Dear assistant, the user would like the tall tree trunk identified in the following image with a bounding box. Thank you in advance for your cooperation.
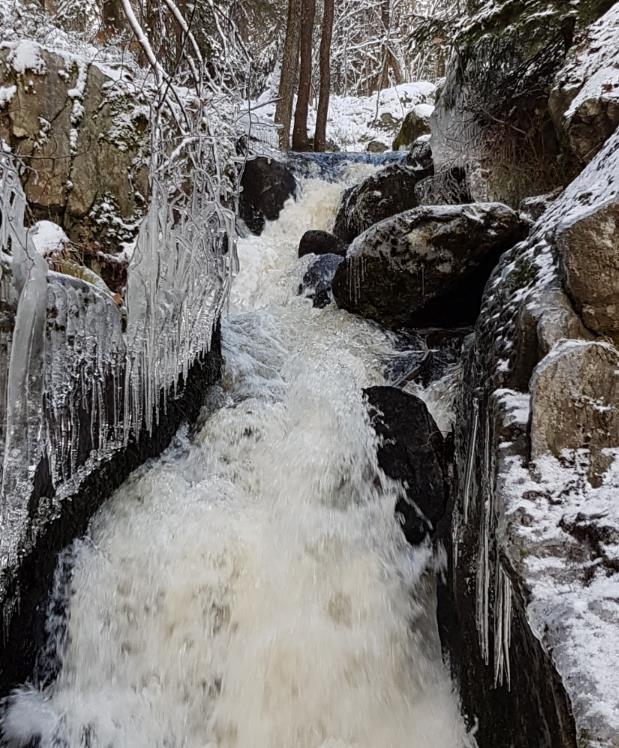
[291,0,316,151]
[375,0,402,91]
[314,0,335,152]
[275,0,303,151]
[100,0,126,39]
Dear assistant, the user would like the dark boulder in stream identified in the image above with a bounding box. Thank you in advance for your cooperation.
[298,229,347,258]
[239,156,297,235]
[365,386,448,546]
[299,253,344,309]
[333,202,529,329]
[332,163,430,243]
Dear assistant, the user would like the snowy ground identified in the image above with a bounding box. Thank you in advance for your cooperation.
[242,81,436,152]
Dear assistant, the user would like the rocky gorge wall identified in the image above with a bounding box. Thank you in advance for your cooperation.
[432,3,619,744]
[430,0,618,206]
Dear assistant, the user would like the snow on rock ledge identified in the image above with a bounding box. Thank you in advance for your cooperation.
[0,39,150,285]
[550,3,619,168]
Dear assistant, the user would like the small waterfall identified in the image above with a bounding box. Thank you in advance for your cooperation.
[2,168,473,748]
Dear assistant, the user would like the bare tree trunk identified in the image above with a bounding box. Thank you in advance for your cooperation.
[375,0,402,91]
[314,0,334,152]
[275,0,303,151]
[291,0,316,151]
[100,0,126,39]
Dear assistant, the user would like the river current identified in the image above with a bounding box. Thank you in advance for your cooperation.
[2,166,472,748]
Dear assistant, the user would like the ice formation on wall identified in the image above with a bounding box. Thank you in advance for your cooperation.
[0,153,48,566]
[124,143,238,437]
[0,124,239,568]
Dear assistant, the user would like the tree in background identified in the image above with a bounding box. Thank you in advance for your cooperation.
[314,0,335,152]
[274,0,302,149]
[291,0,317,150]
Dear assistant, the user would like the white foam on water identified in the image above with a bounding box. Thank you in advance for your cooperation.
[2,167,472,748]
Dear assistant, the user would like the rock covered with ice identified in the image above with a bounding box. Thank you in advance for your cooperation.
[332,202,528,329]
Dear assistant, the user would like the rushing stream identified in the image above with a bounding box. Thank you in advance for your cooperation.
[3,166,472,747]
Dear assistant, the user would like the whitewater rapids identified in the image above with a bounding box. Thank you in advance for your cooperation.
[2,168,473,747]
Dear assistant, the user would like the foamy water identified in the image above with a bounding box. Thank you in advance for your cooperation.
[2,166,472,747]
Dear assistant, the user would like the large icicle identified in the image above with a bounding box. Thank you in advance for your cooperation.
[0,152,48,564]
[124,133,238,438]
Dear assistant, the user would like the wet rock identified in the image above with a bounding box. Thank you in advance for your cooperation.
[366,140,388,153]
[557,197,619,344]
[392,104,433,150]
[530,340,619,485]
[414,166,473,206]
[383,329,467,388]
[519,190,562,222]
[405,137,434,177]
[239,156,297,235]
[332,164,424,243]
[365,386,448,545]
[332,203,528,329]
[549,5,619,168]
[298,230,347,258]
[298,254,344,309]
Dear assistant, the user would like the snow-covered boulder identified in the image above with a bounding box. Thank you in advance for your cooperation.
[332,163,431,243]
[0,40,150,262]
[549,4,619,167]
[332,203,528,329]
[392,103,434,150]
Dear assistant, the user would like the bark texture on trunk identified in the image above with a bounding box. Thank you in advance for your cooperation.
[100,0,126,38]
[275,0,303,151]
[291,0,316,152]
[314,0,335,152]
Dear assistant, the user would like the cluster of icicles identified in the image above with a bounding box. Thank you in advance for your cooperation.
[2,167,474,747]
[0,148,236,568]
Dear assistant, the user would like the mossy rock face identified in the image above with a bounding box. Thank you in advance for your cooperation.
[0,43,150,253]
[431,0,612,205]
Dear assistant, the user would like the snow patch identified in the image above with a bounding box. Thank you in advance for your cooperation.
[0,84,16,107]
[504,450,619,740]
[30,220,69,257]
[5,39,46,74]
[245,81,436,152]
